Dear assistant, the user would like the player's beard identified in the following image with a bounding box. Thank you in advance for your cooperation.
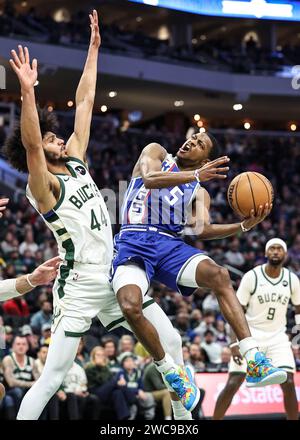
[44,150,69,167]
[268,257,285,267]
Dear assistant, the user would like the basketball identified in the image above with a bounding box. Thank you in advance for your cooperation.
[227,172,274,218]
[0,383,5,403]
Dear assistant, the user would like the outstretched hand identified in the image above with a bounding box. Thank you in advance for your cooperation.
[9,45,37,91]
[197,156,230,182]
[29,256,61,286]
[89,9,101,48]
[242,203,272,231]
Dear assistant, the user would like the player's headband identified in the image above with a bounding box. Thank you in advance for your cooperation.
[265,238,287,253]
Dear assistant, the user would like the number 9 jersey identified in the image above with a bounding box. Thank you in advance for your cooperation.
[237,264,300,340]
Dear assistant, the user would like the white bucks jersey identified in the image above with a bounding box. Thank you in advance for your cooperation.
[237,264,300,339]
[26,157,113,265]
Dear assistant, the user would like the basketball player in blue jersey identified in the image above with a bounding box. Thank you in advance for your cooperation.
[112,136,288,389]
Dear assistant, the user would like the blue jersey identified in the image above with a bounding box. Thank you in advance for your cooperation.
[121,154,200,234]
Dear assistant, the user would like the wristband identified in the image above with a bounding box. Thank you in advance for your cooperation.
[229,342,239,348]
[26,274,37,288]
[240,221,251,233]
[295,314,300,325]
[194,169,201,183]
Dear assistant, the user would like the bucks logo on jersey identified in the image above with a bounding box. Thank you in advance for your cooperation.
[243,264,295,334]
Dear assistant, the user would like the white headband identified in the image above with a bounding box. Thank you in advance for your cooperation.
[265,238,287,253]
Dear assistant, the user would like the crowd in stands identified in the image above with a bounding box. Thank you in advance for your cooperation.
[0,1,298,74]
[0,109,300,419]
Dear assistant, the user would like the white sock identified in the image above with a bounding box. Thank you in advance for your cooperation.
[154,353,176,374]
[239,337,259,362]
[171,400,193,420]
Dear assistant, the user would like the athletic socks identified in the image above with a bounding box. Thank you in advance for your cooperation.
[154,353,176,373]
[239,337,259,363]
[171,400,193,420]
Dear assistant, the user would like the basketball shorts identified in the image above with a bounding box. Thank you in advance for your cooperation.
[229,332,296,374]
[52,261,153,336]
[111,226,210,296]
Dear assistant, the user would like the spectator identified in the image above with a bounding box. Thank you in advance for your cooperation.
[102,338,122,374]
[193,310,217,338]
[30,300,53,334]
[75,338,90,368]
[117,352,154,420]
[202,292,220,314]
[143,362,172,420]
[2,335,38,415]
[19,230,38,256]
[61,361,99,420]
[201,330,222,364]
[85,346,133,420]
[224,238,245,268]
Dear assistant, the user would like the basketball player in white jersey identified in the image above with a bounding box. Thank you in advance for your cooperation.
[213,238,300,420]
[6,12,201,419]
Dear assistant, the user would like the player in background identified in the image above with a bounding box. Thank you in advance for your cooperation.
[5,13,202,419]
[213,238,300,420]
[112,137,288,399]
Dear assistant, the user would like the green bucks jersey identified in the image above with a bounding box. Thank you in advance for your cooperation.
[26,157,113,266]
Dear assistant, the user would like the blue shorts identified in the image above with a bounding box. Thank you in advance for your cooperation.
[111,227,206,296]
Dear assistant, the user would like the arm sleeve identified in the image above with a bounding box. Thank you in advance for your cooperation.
[291,273,300,306]
[236,271,256,307]
[0,279,21,301]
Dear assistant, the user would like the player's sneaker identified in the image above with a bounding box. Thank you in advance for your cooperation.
[163,365,200,411]
[246,352,287,388]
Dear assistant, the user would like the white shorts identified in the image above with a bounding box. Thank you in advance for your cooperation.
[52,261,133,336]
[229,332,296,374]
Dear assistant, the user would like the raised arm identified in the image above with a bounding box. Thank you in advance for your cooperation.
[139,143,229,189]
[191,188,271,239]
[66,10,101,162]
[9,45,56,212]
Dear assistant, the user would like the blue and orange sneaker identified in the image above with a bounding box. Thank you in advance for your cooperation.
[163,365,200,411]
[246,352,287,388]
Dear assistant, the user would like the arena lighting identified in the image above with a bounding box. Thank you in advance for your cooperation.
[67,100,74,107]
[136,16,143,22]
[244,122,251,130]
[174,100,184,107]
[47,105,54,112]
[200,35,207,41]
[129,0,299,22]
[222,0,293,19]
[194,114,201,121]
[199,127,206,133]
[108,91,117,98]
[290,123,297,131]
[101,105,108,112]
[197,120,204,128]
[233,103,243,111]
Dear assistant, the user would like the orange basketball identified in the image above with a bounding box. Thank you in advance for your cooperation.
[227,172,274,218]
